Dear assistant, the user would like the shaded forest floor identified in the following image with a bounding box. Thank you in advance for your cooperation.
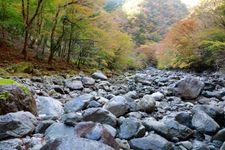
[0,41,79,76]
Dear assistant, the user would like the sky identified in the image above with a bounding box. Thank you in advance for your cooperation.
[122,0,201,16]
[181,0,200,7]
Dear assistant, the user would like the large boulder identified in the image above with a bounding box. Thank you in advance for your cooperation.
[74,122,120,149]
[64,94,94,113]
[41,137,114,150]
[0,111,37,140]
[143,118,193,141]
[36,96,64,119]
[192,110,220,135]
[192,105,224,126]
[82,108,117,127]
[0,79,37,115]
[137,95,156,113]
[103,96,129,117]
[129,134,173,150]
[175,76,204,100]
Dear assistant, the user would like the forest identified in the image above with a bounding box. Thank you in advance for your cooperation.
[0,0,224,73]
[1,1,225,150]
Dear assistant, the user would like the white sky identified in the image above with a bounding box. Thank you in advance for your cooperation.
[181,0,200,7]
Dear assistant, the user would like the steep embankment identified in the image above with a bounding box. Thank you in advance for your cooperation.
[0,67,225,149]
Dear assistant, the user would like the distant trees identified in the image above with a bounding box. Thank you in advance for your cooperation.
[155,0,225,71]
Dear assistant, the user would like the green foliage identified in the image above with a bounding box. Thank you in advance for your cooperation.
[6,62,33,74]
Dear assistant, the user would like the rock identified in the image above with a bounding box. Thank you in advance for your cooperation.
[176,141,193,150]
[0,79,37,115]
[87,100,102,108]
[220,142,225,150]
[137,95,156,113]
[213,129,225,142]
[44,123,75,142]
[35,120,55,134]
[74,122,120,149]
[192,110,220,135]
[0,138,24,150]
[143,118,193,141]
[40,137,114,150]
[64,94,93,113]
[175,76,204,99]
[129,134,173,150]
[103,124,117,137]
[118,117,145,140]
[192,105,224,126]
[116,138,130,150]
[81,77,95,87]
[150,92,164,101]
[82,108,117,127]
[192,140,209,150]
[65,80,83,90]
[175,112,193,128]
[0,111,37,140]
[36,96,64,119]
[52,85,65,94]
[92,71,108,80]
[61,112,82,126]
[104,96,129,117]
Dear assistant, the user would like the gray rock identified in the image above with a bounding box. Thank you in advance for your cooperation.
[88,100,102,108]
[40,137,114,150]
[61,112,82,126]
[0,138,23,150]
[74,122,120,149]
[150,92,164,101]
[65,80,83,90]
[0,111,37,140]
[0,81,37,115]
[64,94,93,113]
[192,110,220,134]
[92,71,108,80]
[192,105,224,126]
[143,118,193,141]
[220,142,225,150]
[213,129,225,142]
[35,120,55,133]
[192,140,209,150]
[129,134,173,150]
[103,124,117,137]
[175,76,204,99]
[36,96,64,119]
[44,123,75,142]
[138,95,156,113]
[118,117,145,140]
[175,112,193,128]
[104,96,129,117]
[116,138,130,150]
[176,141,193,150]
[82,108,117,127]
[81,77,95,86]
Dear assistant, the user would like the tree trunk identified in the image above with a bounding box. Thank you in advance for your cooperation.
[22,30,29,59]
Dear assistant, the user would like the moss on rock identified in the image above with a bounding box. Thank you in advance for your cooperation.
[0,91,11,100]
[0,79,29,94]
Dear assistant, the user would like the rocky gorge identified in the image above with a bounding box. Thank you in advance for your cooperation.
[0,67,225,150]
